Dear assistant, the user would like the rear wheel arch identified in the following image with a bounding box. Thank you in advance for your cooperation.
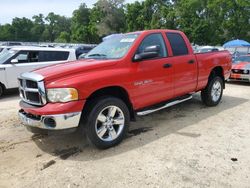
[83,86,135,121]
[209,66,225,88]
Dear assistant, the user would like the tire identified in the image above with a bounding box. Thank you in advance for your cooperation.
[201,76,223,106]
[82,97,130,149]
[0,85,4,98]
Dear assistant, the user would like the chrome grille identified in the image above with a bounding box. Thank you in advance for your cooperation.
[18,72,46,106]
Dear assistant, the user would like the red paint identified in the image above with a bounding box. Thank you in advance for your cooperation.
[21,100,85,115]
[232,62,250,70]
[20,29,232,115]
[230,73,241,79]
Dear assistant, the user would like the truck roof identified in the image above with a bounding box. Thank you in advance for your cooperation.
[127,29,183,35]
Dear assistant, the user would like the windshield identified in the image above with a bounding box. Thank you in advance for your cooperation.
[0,49,17,64]
[234,56,250,63]
[85,34,139,59]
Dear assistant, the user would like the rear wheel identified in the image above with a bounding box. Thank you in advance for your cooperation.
[201,76,223,106]
[82,97,130,149]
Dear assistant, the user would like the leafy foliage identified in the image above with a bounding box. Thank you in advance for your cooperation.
[0,0,249,45]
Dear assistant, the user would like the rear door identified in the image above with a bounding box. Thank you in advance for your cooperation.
[166,32,197,97]
[131,33,174,108]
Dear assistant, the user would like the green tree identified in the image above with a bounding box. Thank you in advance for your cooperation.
[11,17,34,41]
[0,24,13,41]
[31,14,45,42]
[55,31,71,43]
[126,0,176,32]
[43,12,71,42]
[0,0,249,45]
[93,0,126,36]
[208,0,250,43]
[71,3,93,43]
[126,1,145,31]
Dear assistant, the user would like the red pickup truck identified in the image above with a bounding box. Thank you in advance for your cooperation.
[18,29,231,149]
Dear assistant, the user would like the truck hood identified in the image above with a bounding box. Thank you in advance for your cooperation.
[232,62,250,70]
[34,59,118,81]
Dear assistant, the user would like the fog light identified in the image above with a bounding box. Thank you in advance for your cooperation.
[43,117,56,128]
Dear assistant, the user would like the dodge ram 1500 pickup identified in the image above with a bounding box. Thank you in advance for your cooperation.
[18,29,232,149]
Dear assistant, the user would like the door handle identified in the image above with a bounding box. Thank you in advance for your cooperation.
[163,63,172,68]
[188,59,195,64]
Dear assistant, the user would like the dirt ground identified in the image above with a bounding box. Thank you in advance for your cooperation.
[0,83,250,188]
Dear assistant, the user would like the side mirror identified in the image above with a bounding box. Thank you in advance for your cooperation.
[133,45,160,62]
[144,45,160,53]
[11,59,18,64]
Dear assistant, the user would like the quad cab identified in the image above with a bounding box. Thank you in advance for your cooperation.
[18,29,232,149]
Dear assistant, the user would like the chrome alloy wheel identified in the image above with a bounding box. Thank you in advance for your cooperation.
[211,80,222,102]
[95,106,125,142]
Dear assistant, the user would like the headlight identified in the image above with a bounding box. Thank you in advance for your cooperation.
[47,88,78,103]
[243,70,249,74]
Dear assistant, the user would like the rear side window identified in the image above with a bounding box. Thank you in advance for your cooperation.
[166,33,188,56]
[38,51,69,62]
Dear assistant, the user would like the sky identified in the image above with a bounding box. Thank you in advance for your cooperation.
[0,0,137,24]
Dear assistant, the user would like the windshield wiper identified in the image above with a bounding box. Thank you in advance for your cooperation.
[88,53,107,57]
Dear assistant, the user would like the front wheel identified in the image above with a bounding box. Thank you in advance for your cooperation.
[0,85,4,98]
[201,76,223,106]
[82,97,130,149]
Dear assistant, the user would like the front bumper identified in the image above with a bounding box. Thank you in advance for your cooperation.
[18,109,82,131]
[229,73,250,82]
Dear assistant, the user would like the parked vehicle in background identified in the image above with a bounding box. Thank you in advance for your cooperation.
[229,55,250,82]
[1,42,23,46]
[226,47,250,62]
[74,45,96,58]
[197,46,219,53]
[0,46,76,97]
[18,29,231,149]
[0,46,22,54]
[78,53,86,59]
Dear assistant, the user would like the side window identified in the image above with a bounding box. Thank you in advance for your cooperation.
[15,51,39,63]
[38,51,69,62]
[28,51,39,62]
[16,52,28,63]
[137,33,167,58]
[166,33,189,56]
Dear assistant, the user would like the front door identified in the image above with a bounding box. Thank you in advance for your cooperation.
[130,33,174,109]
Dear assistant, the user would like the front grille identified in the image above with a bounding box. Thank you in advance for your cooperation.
[26,80,38,88]
[18,78,46,106]
[26,92,40,102]
[232,69,249,74]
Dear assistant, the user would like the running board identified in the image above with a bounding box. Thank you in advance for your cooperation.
[137,95,192,116]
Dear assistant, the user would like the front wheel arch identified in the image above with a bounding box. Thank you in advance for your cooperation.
[0,83,5,97]
[83,86,135,121]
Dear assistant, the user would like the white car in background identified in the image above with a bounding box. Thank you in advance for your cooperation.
[0,46,76,97]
